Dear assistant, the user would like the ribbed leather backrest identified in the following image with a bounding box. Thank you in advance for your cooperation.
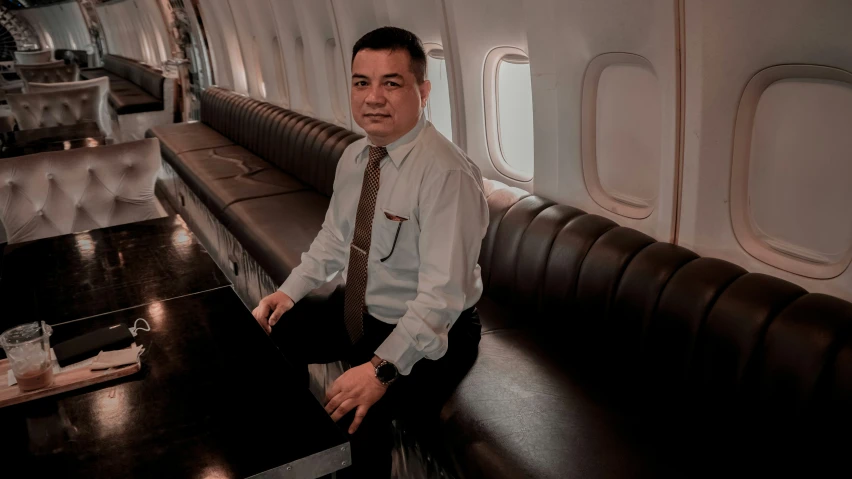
[482,178,852,417]
[103,54,164,100]
[200,87,362,196]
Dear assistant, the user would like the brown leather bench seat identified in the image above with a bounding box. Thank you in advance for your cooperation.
[148,87,852,478]
[81,55,165,115]
[147,87,360,284]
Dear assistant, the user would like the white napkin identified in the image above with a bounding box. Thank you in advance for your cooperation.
[6,345,143,386]
[89,343,144,371]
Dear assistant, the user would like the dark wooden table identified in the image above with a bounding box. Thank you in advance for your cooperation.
[0,215,351,478]
[0,215,230,330]
[0,287,350,478]
[1,121,106,158]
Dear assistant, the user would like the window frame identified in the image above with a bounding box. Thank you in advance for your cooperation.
[422,42,454,142]
[483,46,534,182]
[295,36,313,115]
[325,37,348,125]
[272,36,290,108]
[251,36,266,99]
[730,64,852,279]
[581,52,659,220]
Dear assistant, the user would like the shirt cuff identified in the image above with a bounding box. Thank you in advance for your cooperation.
[374,328,431,376]
[278,274,315,304]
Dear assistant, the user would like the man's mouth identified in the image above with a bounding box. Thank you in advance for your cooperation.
[364,113,390,118]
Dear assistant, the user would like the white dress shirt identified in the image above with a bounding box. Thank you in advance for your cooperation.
[278,114,489,375]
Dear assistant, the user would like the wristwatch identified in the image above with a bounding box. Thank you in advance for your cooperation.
[372,356,399,386]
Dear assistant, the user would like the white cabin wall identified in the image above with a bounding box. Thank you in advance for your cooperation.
[268,0,311,115]
[291,0,347,127]
[18,3,90,52]
[196,0,231,90]
[242,1,290,107]
[382,1,442,45]
[522,0,679,241]
[198,0,247,93]
[679,0,852,301]
[439,0,529,189]
[229,0,269,101]
[96,0,171,67]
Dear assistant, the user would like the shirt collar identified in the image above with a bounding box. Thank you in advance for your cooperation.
[361,113,426,168]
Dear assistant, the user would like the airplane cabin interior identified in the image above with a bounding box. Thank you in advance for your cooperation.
[0,1,850,478]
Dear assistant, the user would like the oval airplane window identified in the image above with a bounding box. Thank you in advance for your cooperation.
[731,65,852,279]
[272,36,290,108]
[581,53,661,220]
[295,36,313,115]
[484,46,534,182]
[423,43,453,142]
[252,36,266,99]
[325,38,347,125]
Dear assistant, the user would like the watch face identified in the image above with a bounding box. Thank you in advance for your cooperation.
[376,362,398,383]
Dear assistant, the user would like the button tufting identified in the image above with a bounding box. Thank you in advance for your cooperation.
[37,210,43,216]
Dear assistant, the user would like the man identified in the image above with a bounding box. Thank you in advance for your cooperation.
[252,26,488,477]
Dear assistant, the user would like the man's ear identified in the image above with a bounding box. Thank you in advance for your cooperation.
[419,79,432,108]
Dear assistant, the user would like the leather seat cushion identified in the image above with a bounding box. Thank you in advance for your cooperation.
[222,191,330,285]
[147,122,234,161]
[83,56,165,114]
[173,145,306,212]
[108,79,139,93]
[439,329,671,479]
[474,295,516,333]
[80,69,115,81]
[109,87,163,114]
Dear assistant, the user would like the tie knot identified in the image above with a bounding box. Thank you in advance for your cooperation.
[368,146,387,166]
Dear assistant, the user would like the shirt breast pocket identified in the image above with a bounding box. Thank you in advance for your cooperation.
[373,208,417,270]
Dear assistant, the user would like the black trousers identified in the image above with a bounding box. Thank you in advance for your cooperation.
[270,286,481,478]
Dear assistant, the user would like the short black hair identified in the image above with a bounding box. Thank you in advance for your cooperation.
[352,26,427,84]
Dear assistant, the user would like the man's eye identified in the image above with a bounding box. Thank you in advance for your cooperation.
[385,81,400,87]
[354,81,367,87]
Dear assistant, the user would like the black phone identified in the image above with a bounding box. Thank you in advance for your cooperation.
[53,324,135,367]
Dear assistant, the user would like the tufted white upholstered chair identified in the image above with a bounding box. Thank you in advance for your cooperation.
[14,51,52,65]
[28,77,113,138]
[7,84,103,131]
[17,61,80,91]
[0,138,164,244]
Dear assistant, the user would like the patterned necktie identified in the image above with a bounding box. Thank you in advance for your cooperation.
[343,145,387,344]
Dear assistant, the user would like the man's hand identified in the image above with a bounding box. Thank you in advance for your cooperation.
[252,291,294,334]
[325,362,387,434]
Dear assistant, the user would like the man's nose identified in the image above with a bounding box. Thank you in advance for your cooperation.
[365,85,386,105]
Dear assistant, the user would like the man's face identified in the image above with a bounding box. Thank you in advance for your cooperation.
[351,48,431,146]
